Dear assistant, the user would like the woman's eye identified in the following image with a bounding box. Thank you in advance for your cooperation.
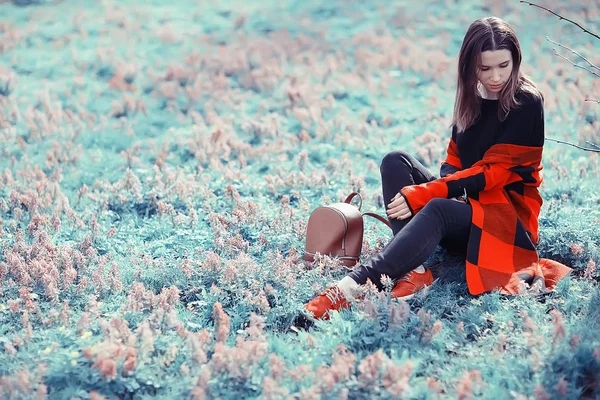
[481,65,508,71]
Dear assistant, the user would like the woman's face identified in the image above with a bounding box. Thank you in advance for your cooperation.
[476,49,513,94]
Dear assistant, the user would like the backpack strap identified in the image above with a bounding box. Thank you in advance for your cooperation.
[362,212,392,230]
[344,192,362,211]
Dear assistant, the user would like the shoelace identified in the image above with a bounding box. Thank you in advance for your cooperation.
[324,287,344,304]
[398,271,415,282]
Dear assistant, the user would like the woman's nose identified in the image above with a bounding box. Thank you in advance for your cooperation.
[491,70,500,82]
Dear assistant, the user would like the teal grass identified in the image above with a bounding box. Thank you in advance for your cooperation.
[0,0,599,399]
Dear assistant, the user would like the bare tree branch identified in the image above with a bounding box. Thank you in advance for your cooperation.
[520,1,600,154]
[550,47,600,79]
[546,36,600,72]
[520,1,600,41]
[546,137,600,153]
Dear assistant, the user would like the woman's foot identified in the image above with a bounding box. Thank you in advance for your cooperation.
[304,267,435,321]
[304,286,352,320]
[390,266,435,300]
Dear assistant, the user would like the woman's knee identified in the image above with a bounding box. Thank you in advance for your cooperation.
[425,198,453,208]
[421,198,471,224]
[380,150,412,176]
[421,198,454,217]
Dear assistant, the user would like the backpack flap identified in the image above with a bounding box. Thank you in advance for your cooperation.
[303,202,363,267]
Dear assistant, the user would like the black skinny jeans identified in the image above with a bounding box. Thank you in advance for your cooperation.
[347,151,472,290]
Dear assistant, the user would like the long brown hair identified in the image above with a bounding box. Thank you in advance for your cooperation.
[451,17,543,133]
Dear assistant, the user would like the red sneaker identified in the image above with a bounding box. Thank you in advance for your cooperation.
[304,286,353,320]
[390,267,435,300]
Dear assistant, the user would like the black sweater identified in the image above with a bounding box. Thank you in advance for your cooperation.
[440,91,545,177]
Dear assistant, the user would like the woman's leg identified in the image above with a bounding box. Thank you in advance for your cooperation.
[347,198,472,290]
[379,151,437,236]
[302,153,469,321]
[380,150,467,257]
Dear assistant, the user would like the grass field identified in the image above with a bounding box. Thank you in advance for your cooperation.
[0,0,599,399]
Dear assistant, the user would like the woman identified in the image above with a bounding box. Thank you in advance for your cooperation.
[303,17,572,320]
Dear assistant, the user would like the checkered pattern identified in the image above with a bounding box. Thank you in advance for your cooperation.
[439,134,462,177]
[400,143,572,295]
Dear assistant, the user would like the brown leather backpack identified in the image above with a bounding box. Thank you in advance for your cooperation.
[303,192,392,267]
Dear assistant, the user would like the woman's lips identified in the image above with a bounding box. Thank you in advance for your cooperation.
[489,83,503,89]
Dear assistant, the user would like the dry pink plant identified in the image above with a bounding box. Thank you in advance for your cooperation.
[121,282,180,314]
[244,289,271,315]
[199,250,222,274]
[219,233,251,257]
[108,262,123,293]
[0,365,49,400]
[83,340,137,380]
[355,278,381,301]
[147,305,177,332]
[571,243,585,256]
[186,329,211,366]
[3,341,17,357]
[297,385,323,400]
[21,310,33,339]
[310,252,345,273]
[380,274,394,292]
[76,312,92,335]
[212,302,230,343]
[84,294,102,319]
[59,300,70,327]
[209,337,269,382]
[583,258,597,279]
[414,131,443,167]
[261,376,290,399]
[101,317,134,345]
[388,300,411,327]
[231,200,261,226]
[286,363,315,383]
[159,343,180,368]
[495,333,508,354]
[381,359,414,397]
[520,310,543,348]
[267,354,286,380]
[193,365,212,396]
[550,309,566,346]
[555,376,568,396]
[179,362,191,377]
[569,334,581,349]
[426,376,445,395]
[357,349,387,387]
[134,321,155,365]
[316,344,357,391]
[456,369,483,400]
[179,258,193,279]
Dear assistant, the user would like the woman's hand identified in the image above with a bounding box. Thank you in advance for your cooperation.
[386,192,413,220]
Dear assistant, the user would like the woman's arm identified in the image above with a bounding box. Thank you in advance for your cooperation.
[401,95,544,215]
[440,125,462,178]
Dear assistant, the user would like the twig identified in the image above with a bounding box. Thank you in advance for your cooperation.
[546,36,600,72]
[586,141,600,150]
[546,137,600,153]
[520,1,600,41]
[550,48,600,79]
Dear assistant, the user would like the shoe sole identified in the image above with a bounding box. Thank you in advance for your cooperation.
[391,278,439,301]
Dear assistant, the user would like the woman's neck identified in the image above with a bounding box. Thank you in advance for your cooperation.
[478,84,499,100]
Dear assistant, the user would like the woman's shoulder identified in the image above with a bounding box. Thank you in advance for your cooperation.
[515,87,544,110]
